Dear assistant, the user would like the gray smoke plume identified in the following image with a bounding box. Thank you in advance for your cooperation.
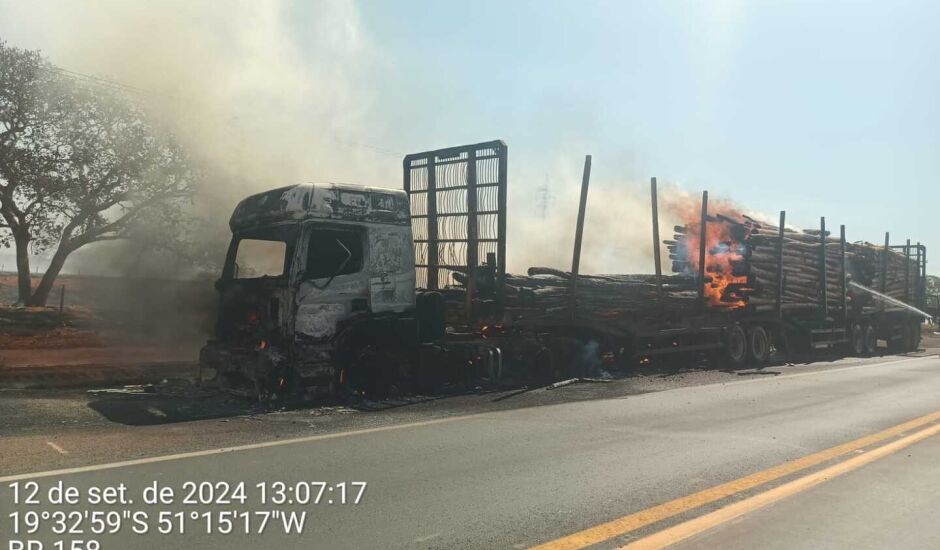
[0,0,396,277]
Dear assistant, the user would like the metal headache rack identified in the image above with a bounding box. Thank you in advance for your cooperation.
[403,140,507,307]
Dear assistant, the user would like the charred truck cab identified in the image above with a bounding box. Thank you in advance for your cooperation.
[201,182,424,397]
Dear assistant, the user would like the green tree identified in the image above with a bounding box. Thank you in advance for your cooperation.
[926,275,940,296]
[0,41,197,305]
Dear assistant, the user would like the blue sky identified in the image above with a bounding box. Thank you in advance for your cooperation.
[317,0,940,271]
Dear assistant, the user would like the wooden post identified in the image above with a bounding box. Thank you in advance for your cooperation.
[820,217,828,319]
[904,239,911,303]
[775,211,786,320]
[570,155,592,317]
[465,148,478,322]
[58,284,65,316]
[840,225,847,320]
[698,191,708,307]
[650,177,663,303]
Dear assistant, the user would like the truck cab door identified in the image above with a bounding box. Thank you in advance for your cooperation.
[368,226,416,313]
[292,223,369,340]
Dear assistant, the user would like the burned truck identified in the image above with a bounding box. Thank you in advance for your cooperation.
[201,141,510,399]
[200,182,442,397]
[202,140,931,401]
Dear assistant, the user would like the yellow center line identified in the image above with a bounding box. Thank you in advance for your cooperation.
[532,409,940,550]
[623,419,940,549]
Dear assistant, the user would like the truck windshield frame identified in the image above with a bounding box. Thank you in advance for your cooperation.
[223,223,299,282]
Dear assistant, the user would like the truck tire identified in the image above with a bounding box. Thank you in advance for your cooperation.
[534,346,555,383]
[724,324,748,367]
[850,323,865,356]
[416,291,445,342]
[863,324,877,356]
[908,321,922,352]
[748,325,771,364]
[892,323,913,354]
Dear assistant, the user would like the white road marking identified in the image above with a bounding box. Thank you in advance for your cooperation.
[684,355,936,391]
[147,407,167,417]
[2,354,936,483]
[1,413,492,482]
[45,441,69,455]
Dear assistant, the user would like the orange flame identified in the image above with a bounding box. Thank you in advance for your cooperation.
[682,219,749,308]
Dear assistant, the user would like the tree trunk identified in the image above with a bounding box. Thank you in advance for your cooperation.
[13,231,32,305]
[27,246,70,307]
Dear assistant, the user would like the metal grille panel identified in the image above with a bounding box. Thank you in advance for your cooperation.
[404,141,507,293]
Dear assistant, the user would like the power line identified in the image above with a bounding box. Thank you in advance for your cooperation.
[50,66,152,96]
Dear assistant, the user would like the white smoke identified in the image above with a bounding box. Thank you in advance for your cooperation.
[1,0,390,184]
[0,0,400,275]
[0,0,763,279]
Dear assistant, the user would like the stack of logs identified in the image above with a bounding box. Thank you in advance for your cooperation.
[501,267,702,326]
[668,215,919,314]
[856,245,919,303]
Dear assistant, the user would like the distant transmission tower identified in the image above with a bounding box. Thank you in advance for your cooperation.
[536,175,554,219]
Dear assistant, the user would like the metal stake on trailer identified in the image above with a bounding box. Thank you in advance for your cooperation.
[820,217,828,320]
[496,144,508,310]
[698,191,708,309]
[905,239,911,304]
[881,232,889,296]
[840,225,847,321]
[916,242,924,306]
[920,247,927,305]
[650,177,664,303]
[426,155,439,289]
[570,155,592,319]
[776,211,786,321]
[464,148,478,322]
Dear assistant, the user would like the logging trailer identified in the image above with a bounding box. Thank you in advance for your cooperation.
[199,140,931,398]
[634,187,931,368]
[497,181,931,372]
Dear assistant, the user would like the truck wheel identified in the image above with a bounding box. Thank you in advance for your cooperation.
[534,346,555,383]
[724,324,748,367]
[908,321,922,352]
[850,323,865,356]
[863,325,877,356]
[748,326,771,364]
[893,323,913,354]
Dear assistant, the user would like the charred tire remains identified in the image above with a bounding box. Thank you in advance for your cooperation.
[724,324,748,367]
[890,323,912,354]
[850,323,866,356]
[748,325,771,364]
[863,324,878,356]
[909,321,922,351]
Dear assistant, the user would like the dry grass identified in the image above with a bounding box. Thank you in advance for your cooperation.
[0,305,103,349]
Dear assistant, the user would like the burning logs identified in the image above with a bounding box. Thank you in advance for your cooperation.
[667,215,919,314]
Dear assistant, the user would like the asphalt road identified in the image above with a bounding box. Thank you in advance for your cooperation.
[672,433,940,549]
[2,352,940,549]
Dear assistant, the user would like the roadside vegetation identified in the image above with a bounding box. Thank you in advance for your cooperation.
[0,41,200,306]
